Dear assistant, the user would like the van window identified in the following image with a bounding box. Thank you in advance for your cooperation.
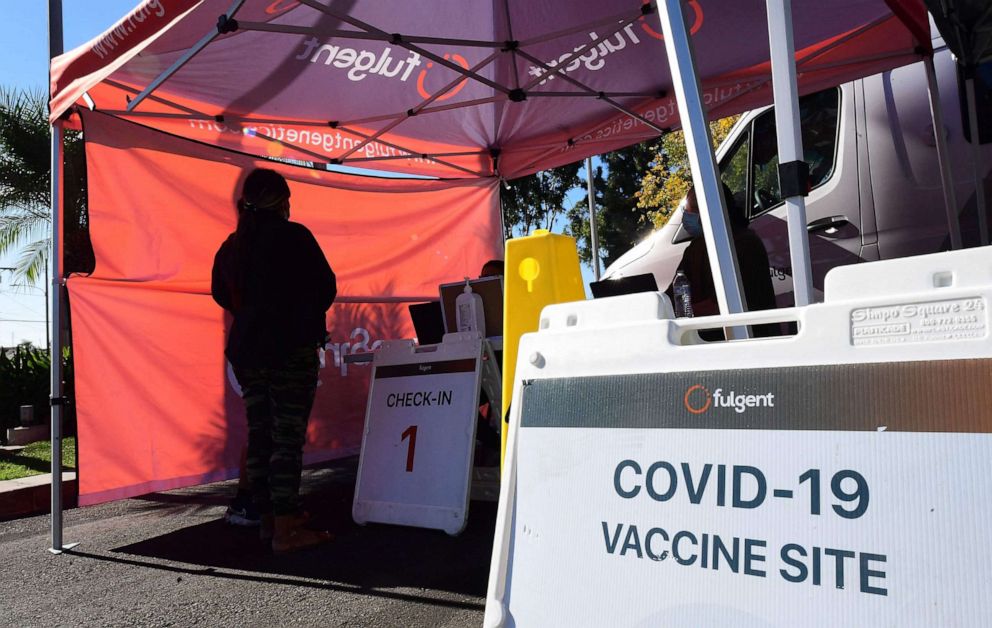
[740,88,841,218]
[959,61,992,145]
[720,129,750,214]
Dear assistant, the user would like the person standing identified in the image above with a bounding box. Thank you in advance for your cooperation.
[211,168,336,553]
[675,185,778,337]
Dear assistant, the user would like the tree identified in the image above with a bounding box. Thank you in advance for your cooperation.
[0,87,92,284]
[567,140,661,269]
[499,163,581,240]
[637,115,740,228]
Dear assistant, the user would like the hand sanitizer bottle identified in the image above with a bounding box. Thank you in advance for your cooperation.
[456,277,486,334]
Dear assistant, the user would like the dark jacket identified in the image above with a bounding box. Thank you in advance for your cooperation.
[674,227,779,338]
[211,214,336,367]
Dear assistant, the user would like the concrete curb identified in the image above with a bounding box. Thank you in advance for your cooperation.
[0,472,77,521]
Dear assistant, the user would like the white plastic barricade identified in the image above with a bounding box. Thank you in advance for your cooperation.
[485,248,992,627]
[353,332,484,535]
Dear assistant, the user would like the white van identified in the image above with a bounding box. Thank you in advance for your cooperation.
[603,34,992,307]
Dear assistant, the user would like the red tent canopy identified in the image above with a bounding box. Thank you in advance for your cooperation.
[51,0,930,179]
[47,0,932,506]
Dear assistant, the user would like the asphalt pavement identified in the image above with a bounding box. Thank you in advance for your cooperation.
[0,458,493,627]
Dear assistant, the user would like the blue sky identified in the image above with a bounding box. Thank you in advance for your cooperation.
[3,2,141,89]
[0,1,596,346]
[1,1,139,346]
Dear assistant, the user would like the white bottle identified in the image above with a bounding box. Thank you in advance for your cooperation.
[455,277,486,334]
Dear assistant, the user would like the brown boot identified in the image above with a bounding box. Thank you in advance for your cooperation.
[262,510,310,541]
[271,513,333,554]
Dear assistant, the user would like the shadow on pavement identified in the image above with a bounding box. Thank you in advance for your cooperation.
[71,457,495,610]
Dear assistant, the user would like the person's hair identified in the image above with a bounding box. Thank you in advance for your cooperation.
[237,168,291,215]
[231,168,292,299]
[480,259,504,277]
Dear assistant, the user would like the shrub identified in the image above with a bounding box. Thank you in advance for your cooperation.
[0,343,51,441]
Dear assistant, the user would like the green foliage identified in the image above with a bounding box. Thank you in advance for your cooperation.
[0,86,93,284]
[0,437,75,481]
[567,140,661,268]
[0,343,76,443]
[637,115,741,227]
[499,163,581,240]
[0,343,50,436]
[492,116,744,271]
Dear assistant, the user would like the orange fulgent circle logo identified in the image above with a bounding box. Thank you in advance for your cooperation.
[416,53,470,101]
[684,384,712,414]
[639,0,704,40]
[265,0,300,15]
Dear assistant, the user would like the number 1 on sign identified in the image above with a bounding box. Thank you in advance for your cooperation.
[401,425,418,472]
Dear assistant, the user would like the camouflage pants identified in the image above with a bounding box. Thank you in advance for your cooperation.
[234,347,319,516]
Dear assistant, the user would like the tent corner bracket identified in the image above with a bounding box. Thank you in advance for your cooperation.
[216,14,239,34]
[778,160,810,198]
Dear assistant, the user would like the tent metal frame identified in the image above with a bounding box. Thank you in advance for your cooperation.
[48,0,939,551]
[586,157,601,280]
[102,1,927,184]
[964,72,989,245]
[767,0,814,306]
[656,0,746,339]
[926,0,992,247]
[111,3,692,177]
[48,0,77,555]
[924,54,964,250]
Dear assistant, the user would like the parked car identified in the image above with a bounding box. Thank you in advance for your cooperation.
[603,30,992,307]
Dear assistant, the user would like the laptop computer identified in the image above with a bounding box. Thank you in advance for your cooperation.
[438,276,504,338]
[408,301,446,345]
[589,273,660,299]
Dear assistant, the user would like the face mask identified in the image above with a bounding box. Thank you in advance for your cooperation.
[683,212,703,238]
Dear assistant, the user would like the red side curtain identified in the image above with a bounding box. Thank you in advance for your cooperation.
[70,112,501,505]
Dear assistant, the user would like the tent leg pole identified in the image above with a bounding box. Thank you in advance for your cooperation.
[585,157,601,280]
[656,0,747,338]
[965,74,988,246]
[924,55,963,250]
[49,122,70,555]
[48,0,76,555]
[766,0,814,306]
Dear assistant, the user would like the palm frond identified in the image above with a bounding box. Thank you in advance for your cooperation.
[0,87,51,214]
[0,213,48,256]
[14,237,50,285]
[1,84,93,277]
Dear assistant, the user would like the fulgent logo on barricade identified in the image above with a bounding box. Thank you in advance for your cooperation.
[683,384,712,414]
[684,384,775,414]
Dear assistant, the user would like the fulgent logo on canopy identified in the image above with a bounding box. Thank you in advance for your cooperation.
[295,37,471,102]
[684,384,775,415]
[527,1,704,85]
[297,37,424,83]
